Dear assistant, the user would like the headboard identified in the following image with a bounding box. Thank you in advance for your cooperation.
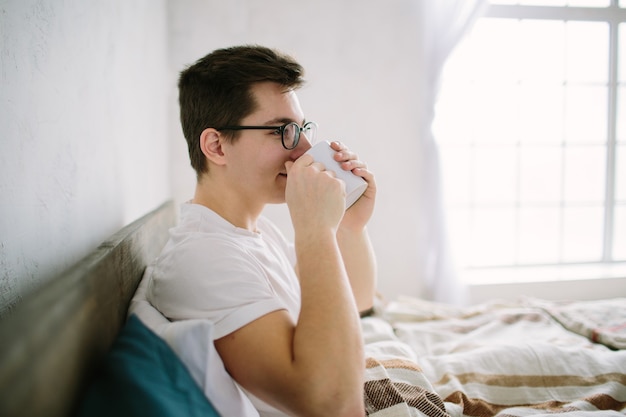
[0,200,177,417]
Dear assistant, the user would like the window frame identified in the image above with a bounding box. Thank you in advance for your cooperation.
[437,1,626,276]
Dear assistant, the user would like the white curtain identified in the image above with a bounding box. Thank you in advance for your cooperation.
[414,0,487,305]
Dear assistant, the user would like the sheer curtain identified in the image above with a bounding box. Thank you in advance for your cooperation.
[414,0,487,304]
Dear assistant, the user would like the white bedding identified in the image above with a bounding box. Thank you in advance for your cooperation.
[362,297,626,416]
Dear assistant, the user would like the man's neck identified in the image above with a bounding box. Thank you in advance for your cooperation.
[192,178,262,232]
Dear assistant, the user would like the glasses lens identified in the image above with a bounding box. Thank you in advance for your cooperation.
[282,122,299,149]
[281,122,318,149]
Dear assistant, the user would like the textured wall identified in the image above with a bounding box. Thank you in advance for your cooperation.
[0,0,171,316]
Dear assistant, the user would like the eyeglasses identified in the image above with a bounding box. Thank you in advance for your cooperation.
[216,121,318,150]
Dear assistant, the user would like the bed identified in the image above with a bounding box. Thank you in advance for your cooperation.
[362,296,626,416]
[0,199,624,417]
[125,245,626,416]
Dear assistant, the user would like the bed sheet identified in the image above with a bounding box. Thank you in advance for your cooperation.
[362,297,626,417]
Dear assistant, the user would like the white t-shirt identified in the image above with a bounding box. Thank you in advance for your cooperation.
[147,202,301,416]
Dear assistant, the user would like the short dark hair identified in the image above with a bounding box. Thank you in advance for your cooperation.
[178,45,305,177]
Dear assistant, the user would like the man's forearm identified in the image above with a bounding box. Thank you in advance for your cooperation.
[337,227,377,312]
[292,228,365,416]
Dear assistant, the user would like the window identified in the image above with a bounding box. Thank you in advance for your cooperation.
[434,0,626,280]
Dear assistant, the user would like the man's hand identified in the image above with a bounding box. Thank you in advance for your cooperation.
[328,141,377,233]
[284,153,346,236]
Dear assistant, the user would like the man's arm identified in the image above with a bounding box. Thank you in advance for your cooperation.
[214,155,365,417]
[332,141,378,313]
[337,226,377,313]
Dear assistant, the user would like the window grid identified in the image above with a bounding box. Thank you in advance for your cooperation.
[436,1,626,269]
[604,17,619,261]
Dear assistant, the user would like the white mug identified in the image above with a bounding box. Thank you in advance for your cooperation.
[304,141,368,208]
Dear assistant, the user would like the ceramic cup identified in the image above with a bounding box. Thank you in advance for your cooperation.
[304,141,368,208]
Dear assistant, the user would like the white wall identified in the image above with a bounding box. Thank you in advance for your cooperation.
[167,0,428,302]
[0,0,171,316]
[2,1,616,316]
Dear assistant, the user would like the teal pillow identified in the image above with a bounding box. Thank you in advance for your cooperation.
[77,315,220,417]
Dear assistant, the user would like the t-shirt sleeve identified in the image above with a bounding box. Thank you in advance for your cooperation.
[147,236,287,339]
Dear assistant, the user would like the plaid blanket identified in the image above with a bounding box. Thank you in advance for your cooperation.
[362,297,626,417]
[364,357,450,417]
[525,297,626,350]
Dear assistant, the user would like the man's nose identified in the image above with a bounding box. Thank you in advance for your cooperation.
[290,136,313,159]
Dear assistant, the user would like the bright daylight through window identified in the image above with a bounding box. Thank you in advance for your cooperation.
[434,0,626,282]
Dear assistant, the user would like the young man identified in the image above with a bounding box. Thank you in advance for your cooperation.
[147,45,377,417]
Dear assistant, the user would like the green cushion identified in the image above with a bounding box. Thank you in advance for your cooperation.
[77,315,220,417]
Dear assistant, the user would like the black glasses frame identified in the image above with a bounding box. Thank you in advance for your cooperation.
[216,121,317,150]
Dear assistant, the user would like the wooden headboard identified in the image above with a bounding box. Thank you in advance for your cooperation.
[0,200,177,417]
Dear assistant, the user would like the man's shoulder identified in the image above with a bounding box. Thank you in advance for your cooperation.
[170,211,257,256]
[158,231,259,276]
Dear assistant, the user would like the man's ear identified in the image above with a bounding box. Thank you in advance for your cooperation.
[199,128,227,166]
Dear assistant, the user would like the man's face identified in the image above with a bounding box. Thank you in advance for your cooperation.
[221,82,313,206]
